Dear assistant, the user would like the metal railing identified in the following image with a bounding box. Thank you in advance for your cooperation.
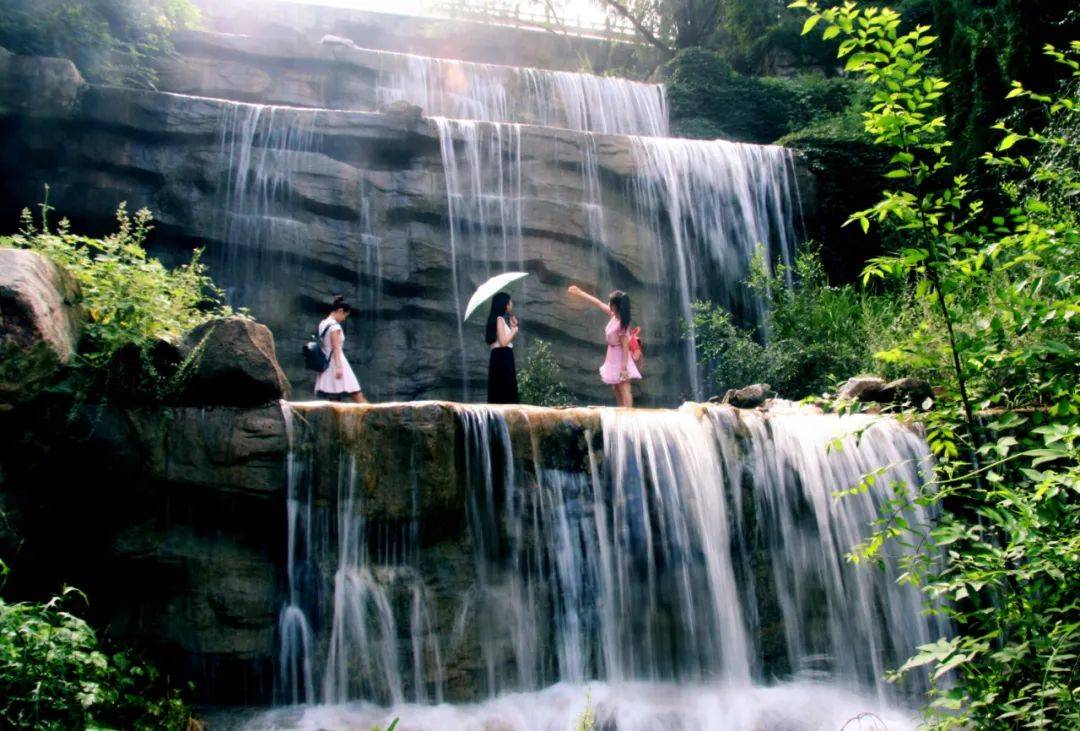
[428,0,641,43]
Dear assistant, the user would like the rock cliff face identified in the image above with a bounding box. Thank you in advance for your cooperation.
[0,51,810,405]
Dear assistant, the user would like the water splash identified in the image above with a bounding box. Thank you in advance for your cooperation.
[234,679,920,730]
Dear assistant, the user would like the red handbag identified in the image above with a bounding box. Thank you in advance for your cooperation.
[628,326,643,363]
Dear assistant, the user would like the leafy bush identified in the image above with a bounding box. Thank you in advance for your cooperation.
[0,0,199,88]
[797,3,1080,727]
[665,47,860,143]
[518,339,573,407]
[0,585,190,729]
[692,246,881,398]
[3,193,235,400]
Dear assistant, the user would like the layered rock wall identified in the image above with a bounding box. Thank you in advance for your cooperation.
[0,55,804,404]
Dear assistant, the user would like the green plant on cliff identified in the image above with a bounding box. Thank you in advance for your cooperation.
[519,339,573,407]
[0,585,190,729]
[0,0,200,88]
[3,192,235,399]
[796,2,1079,726]
[692,246,883,398]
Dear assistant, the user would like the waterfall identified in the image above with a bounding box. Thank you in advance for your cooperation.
[433,117,526,400]
[214,100,321,307]
[630,139,803,397]
[278,402,315,705]
[273,402,946,726]
[376,52,668,136]
[201,44,805,402]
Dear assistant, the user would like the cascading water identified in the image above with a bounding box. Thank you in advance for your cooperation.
[215,100,320,306]
[432,117,526,399]
[202,33,805,402]
[376,52,669,136]
[629,139,803,397]
[263,402,945,730]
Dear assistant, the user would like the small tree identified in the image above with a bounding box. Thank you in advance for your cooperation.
[518,339,573,407]
[794,2,1079,726]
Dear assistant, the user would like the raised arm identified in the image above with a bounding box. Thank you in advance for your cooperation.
[567,285,610,315]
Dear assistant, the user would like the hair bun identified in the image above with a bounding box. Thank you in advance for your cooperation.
[331,293,345,307]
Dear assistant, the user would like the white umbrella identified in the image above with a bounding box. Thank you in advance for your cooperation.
[463,271,529,321]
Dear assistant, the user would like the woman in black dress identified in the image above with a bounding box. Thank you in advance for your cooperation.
[485,292,519,403]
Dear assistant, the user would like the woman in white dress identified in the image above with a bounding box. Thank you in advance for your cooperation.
[314,296,368,403]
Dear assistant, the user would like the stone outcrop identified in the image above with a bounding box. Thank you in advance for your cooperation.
[179,317,291,406]
[0,248,81,406]
[0,398,290,703]
[714,383,772,409]
[837,375,933,409]
[0,53,84,117]
[836,376,887,402]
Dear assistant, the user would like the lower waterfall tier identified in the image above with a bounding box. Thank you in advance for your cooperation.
[0,395,947,716]
[279,401,946,711]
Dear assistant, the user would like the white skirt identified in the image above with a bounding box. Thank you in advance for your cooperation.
[314,358,361,394]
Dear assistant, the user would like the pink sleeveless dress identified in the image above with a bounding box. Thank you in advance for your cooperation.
[599,317,642,385]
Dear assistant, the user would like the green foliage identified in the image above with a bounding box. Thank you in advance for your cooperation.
[797,3,1080,726]
[931,0,1079,179]
[0,586,190,730]
[692,246,882,398]
[519,339,573,407]
[0,0,200,88]
[665,47,860,142]
[572,690,596,731]
[2,192,235,401]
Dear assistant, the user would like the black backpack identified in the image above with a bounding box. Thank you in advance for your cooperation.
[302,323,333,373]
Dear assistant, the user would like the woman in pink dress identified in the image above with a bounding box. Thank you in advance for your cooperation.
[567,285,641,407]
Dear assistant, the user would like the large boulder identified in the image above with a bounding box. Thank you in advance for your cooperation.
[880,377,933,409]
[836,376,887,403]
[0,248,81,406]
[837,375,933,409]
[0,53,84,117]
[178,317,291,406]
[714,383,772,409]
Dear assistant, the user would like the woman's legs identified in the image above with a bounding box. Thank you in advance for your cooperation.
[350,391,368,404]
[612,382,633,408]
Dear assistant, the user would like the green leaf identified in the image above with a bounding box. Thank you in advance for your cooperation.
[999,132,1024,151]
[801,15,821,36]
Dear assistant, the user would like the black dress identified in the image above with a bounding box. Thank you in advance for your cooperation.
[487,344,519,404]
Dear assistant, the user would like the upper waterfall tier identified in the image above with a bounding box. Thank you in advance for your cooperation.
[2,65,807,404]
[159,30,669,136]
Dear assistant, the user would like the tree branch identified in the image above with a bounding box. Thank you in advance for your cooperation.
[596,0,674,55]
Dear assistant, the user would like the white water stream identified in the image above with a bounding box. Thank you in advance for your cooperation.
[270,402,944,729]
